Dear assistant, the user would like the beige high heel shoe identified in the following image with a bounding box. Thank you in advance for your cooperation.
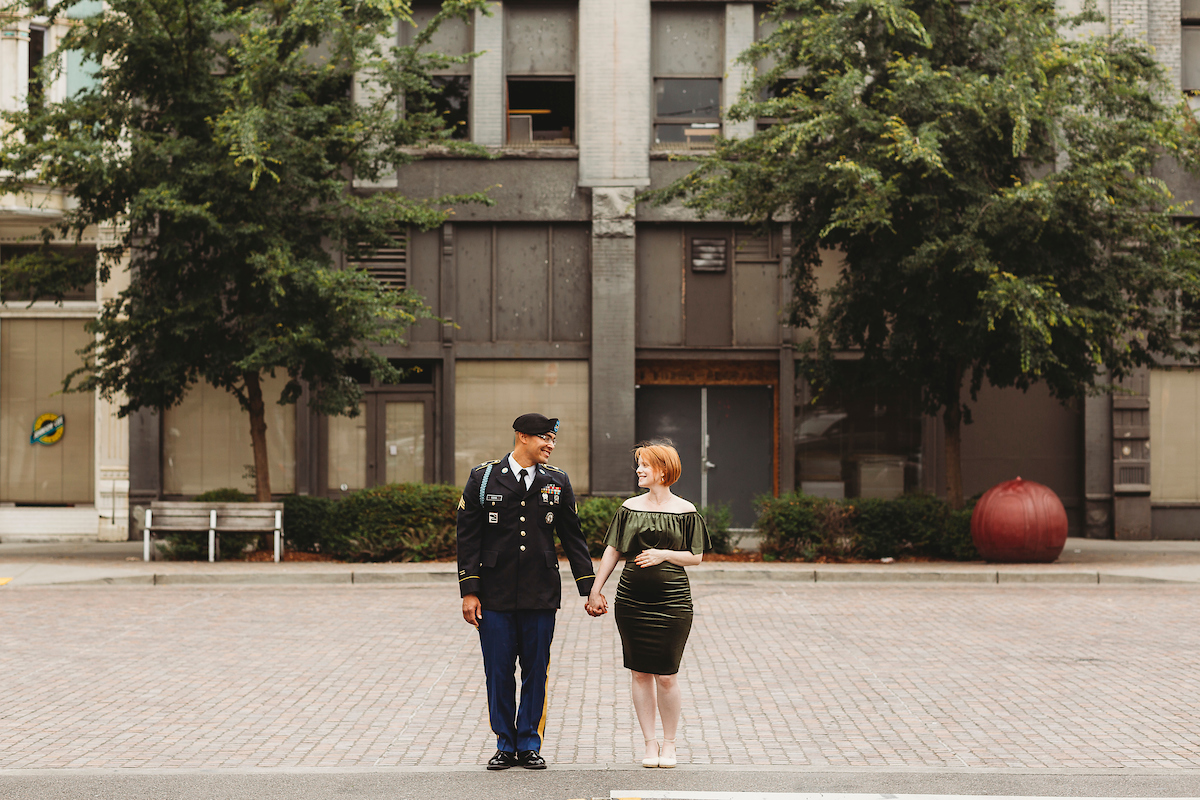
[659,739,676,768]
[642,739,660,768]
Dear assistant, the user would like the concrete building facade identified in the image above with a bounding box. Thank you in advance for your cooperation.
[5,0,1200,539]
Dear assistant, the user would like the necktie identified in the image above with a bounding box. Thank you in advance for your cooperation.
[519,468,529,491]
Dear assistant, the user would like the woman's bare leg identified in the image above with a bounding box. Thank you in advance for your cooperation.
[630,670,659,759]
[655,674,681,763]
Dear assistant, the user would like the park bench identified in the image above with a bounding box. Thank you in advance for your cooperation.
[142,501,284,563]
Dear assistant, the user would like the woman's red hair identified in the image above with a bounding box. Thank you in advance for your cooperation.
[634,442,682,487]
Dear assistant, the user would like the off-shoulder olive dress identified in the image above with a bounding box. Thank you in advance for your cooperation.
[603,508,711,675]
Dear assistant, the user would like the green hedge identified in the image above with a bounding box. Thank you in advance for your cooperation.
[165,485,869,562]
[757,492,977,562]
[322,483,460,562]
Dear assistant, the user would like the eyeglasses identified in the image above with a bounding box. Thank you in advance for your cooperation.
[534,433,557,444]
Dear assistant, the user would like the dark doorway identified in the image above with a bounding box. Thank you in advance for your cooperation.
[636,385,774,528]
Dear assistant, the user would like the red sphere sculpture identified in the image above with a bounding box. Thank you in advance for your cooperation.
[970,477,1068,563]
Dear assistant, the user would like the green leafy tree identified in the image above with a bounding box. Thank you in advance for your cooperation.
[649,0,1200,507]
[0,0,490,500]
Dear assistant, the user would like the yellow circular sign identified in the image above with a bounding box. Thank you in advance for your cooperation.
[30,413,65,446]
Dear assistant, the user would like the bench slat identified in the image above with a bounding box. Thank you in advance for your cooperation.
[148,515,213,530]
[215,518,282,531]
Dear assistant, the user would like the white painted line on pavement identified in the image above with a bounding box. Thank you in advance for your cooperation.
[611,794,1173,800]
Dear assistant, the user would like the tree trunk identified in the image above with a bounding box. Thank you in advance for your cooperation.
[245,371,273,502]
[943,366,965,510]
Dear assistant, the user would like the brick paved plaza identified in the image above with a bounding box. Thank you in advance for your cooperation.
[1,582,1199,771]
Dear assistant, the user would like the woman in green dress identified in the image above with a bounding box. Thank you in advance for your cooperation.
[587,442,710,768]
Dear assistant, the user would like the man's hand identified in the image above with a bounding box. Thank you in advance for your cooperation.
[463,593,483,627]
[585,591,608,617]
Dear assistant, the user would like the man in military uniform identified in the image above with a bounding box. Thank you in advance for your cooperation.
[457,413,598,771]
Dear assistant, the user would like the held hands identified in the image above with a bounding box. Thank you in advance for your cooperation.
[585,591,608,617]
[634,548,667,568]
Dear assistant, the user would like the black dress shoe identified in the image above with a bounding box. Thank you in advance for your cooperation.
[487,750,518,770]
[518,750,547,769]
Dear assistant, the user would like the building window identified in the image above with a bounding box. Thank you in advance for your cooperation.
[454,360,589,491]
[795,365,922,499]
[406,4,473,140]
[27,26,45,108]
[0,244,97,303]
[1185,0,1200,93]
[754,6,803,129]
[505,3,577,146]
[1150,369,1200,501]
[162,376,297,496]
[651,5,724,149]
[0,319,95,504]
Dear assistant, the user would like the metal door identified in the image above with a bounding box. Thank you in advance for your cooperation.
[706,386,774,527]
[635,385,773,527]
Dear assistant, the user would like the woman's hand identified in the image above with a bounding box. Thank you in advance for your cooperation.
[586,591,608,616]
[634,548,666,568]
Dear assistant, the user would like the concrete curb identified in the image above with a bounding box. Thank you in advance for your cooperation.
[12,568,1193,587]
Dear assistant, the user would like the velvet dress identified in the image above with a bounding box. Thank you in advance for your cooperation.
[602,507,711,675]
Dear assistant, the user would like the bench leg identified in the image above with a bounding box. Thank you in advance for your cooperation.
[208,530,215,563]
[274,530,281,563]
[143,530,150,562]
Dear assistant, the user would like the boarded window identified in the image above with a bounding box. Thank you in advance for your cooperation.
[454,360,589,491]
[506,3,577,74]
[406,4,474,69]
[162,376,296,496]
[454,224,590,343]
[327,403,367,493]
[1150,369,1200,501]
[0,319,95,504]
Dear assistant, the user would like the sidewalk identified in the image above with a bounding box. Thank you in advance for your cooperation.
[3,537,1200,587]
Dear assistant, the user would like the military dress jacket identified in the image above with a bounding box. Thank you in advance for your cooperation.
[457,454,596,611]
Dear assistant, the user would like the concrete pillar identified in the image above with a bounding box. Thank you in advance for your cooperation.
[578,0,650,187]
[723,3,756,141]
[1083,391,1114,538]
[0,18,30,114]
[590,187,637,494]
[126,407,160,539]
[440,223,458,484]
[471,3,505,147]
[1150,0,1182,89]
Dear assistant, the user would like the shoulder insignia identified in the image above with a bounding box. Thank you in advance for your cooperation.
[472,459,501,472]
[542,464,565,474]
[458,495,466,510]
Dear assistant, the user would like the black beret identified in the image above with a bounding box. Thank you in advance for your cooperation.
[513,413,560,435]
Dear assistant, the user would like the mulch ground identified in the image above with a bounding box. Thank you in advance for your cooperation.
[235,550,946,565]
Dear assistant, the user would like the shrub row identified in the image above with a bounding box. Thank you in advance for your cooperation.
[164,486,737,561]
[756,492,978,562]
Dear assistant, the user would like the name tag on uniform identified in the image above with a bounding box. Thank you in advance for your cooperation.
[488,512,499,523]
[486,494,503,502]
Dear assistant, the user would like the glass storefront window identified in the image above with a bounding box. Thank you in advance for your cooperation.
[163,375,296,496]
[327,403,368,493]
[385,401,425,484]
[795,367,922,499]
[455,360,589,492]
[0,319,95,504]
